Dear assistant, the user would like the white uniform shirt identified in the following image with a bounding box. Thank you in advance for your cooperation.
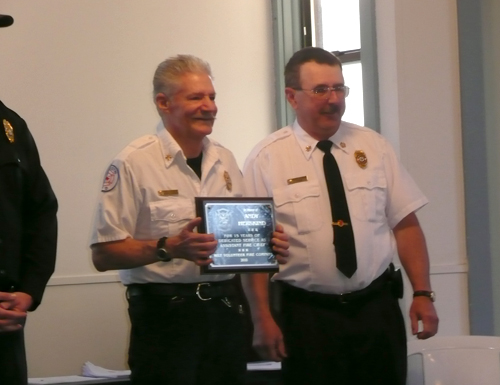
[91,122,244,284]
[243,120,428,294]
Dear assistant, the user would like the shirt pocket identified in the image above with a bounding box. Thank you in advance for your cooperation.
[273,181,323,234]
[149,198,193,237]
[344,171,387,222]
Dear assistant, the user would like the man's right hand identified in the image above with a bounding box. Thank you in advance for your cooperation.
[92,217,219,271]
[0,292,27,332]
[253,318,287,362]
[167,217,218,266]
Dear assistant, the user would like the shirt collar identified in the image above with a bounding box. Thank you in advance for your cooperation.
[292,120,350,159]
[156,122,183,166]
[156,121,218,169]
[329,123,350,154]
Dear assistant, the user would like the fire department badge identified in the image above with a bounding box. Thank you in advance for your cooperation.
[354,150,368,169]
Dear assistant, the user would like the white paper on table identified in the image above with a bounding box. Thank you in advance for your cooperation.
[29,376,106,384]
[81,362,131,379]
[82,361,130,378]
[246,361,282,371]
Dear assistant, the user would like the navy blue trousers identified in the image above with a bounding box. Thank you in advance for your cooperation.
[127,293,247,385]
[0,329,28,385]
[280,285,407,385]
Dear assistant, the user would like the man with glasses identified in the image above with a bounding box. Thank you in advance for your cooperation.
[243,47,438,385]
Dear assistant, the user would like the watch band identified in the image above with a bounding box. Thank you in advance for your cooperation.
[413,290,435,302]
[157,236,167,249]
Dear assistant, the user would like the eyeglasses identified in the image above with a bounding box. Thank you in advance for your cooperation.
[294,85,350,99]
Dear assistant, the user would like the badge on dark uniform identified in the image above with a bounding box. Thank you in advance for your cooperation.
[223,171,232,192]
[355,150,368,169]
[3,119,14,143]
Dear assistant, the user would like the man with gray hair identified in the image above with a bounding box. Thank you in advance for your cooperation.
[90,55,289,384]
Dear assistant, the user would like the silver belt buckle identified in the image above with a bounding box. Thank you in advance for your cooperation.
[196,283,212,301]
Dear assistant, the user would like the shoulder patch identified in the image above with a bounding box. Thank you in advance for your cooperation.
[101,165,119,192]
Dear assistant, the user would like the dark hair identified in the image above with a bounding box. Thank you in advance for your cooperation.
[284,47,342,88]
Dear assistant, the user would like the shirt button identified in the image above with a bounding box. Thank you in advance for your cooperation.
[168,213,176,219]
[0,270,6,278]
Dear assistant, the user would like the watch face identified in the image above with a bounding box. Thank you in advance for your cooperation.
[157,248,172,262]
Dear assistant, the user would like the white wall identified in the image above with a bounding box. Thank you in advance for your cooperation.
[0,0,275,377]
[376,0,469,337]
[26,282,130,377]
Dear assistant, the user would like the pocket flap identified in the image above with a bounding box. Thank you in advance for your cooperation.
[345,171,387,191]
[273,181,321,207]
[150,199,193,222]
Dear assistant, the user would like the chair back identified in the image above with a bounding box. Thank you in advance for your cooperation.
[407,336,500,385]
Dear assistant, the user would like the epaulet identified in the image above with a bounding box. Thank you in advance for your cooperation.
[207,138,234,158]
[113,135,157,163]
[210,138,225,149]
[245,126,292,159]
[342,121,376,134]
[255,126,292,149]
[128,135,158,149]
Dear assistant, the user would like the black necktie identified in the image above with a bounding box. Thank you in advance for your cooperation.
[317,140,357,278]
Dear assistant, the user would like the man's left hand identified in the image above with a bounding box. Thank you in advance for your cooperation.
[410,296,439,339]
[0,292,32,332]
[0,292,33,312]
[11,292,33,312]
[271,224,289,264]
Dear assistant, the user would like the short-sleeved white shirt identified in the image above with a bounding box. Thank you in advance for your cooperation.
[243,120,428,294]
[91,122,244,285]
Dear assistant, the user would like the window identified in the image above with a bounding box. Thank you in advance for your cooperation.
[312,0,364,126]
[272,0,379,131]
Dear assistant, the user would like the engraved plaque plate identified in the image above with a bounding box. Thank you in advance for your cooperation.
[195,197,278,274]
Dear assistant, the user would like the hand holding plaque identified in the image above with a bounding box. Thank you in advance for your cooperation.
[195,197,279,274]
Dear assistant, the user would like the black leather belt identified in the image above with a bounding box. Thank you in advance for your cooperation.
[281,268,392,306]
[126,280,237,301]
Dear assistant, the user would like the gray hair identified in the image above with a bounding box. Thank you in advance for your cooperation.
[152,54,213,99]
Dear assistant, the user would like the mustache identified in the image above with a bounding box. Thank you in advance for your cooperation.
[193,113,217,120]
[320,105,341,114]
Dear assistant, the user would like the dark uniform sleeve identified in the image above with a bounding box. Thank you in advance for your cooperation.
[0,101,58,311]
